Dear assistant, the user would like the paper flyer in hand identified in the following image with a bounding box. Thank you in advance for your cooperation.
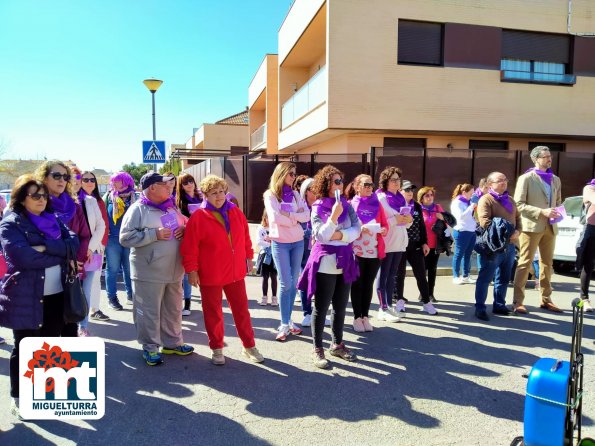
[160,212,179,240]
[84,253,103,272]
[549,205,566,225]
[362,221,381,234]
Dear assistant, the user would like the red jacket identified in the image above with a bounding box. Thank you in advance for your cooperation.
[180,206,253,287]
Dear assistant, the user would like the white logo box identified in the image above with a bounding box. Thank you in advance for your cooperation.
[19,337,105,420]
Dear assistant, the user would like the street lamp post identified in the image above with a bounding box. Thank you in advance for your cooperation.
[143,78,163,172]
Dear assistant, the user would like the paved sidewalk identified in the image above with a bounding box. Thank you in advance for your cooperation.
[0,273,593,445]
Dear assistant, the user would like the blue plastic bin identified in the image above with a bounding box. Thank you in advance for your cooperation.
[524,357,570,446]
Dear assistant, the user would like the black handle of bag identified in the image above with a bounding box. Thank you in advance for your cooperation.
[65,242,79,283]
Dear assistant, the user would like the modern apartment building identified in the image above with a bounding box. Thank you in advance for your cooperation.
[255,0,595,157]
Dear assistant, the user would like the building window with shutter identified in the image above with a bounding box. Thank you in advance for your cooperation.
[469,140,508,150]
[398,20,443,66]
[500,30,576,85]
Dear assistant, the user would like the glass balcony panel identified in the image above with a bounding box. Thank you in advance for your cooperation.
[281,65,327,129]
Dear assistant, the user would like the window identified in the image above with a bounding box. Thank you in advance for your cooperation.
[529,142,565,152]
[384,138,426,149]
[398,20,443,66]
[501,30,575,85]
[469,140,508,150]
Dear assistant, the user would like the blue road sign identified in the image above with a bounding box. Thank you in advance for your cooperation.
[142,140,166,164]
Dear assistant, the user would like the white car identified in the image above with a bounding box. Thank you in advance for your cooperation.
[553,196,584,273]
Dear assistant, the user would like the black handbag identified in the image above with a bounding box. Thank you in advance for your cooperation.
[63,244,89,324]
[255,251,266,276]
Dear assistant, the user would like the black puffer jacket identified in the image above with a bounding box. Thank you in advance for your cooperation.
[432,211,457,256]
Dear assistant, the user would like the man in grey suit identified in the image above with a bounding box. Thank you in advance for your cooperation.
[512,146,563,314]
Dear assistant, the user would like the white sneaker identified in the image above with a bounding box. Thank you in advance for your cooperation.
[301,314,312,327]
[394,299,406,313]
[182,309,191,316]
[453,277,464,285]
[461,276,476,284]
[276,324,290,342]
[422,302,438,315]
[379,307,403,323]
[583,299,593,313]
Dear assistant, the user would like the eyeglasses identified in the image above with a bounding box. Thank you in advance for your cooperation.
[49,172,71,181]
[82,178,96,183]
[389,178,401,183]
[181,179,194,186]
[333,178,343,185]
[538,155,552,159]
[403,188,414,193]
[288,172,296,178]
[491,178,509,184]
[362,182,374,188]
[27,192,48,201]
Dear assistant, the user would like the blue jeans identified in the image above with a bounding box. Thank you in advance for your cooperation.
[474,244,516,312]
[452,230,476,278]
[271,240,304,325]
[105,237,132,300]
[79,269,97,329]
[377,251,403,309]
[183,274,192,300]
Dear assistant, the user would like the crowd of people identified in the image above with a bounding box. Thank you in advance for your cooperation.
[0,145,594,416]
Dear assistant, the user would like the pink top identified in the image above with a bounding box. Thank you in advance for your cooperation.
[422,203,444,249]
[263,190,310,244]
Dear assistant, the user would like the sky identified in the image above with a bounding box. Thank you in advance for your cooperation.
[0,0,293,171]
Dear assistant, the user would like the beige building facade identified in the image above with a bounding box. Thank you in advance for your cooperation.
[256,0,595,155]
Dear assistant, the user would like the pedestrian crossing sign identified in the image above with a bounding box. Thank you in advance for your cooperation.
[142,140,166,164]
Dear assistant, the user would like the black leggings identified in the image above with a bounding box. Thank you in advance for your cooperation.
[425,248,440,297]
[312,272,350,349]
[580,225,595,299]
[350,257,381,319]
[261,263,278,296]
[10,292,78,398]
[395,246,430,303]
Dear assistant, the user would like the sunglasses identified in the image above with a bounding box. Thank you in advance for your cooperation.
[333,178,343,185]
[27,192,48,201]
[362,182,374,188]
[49,172,71,181]
[82,177,96,183]
[403,188,414,193]
[288,172,296,178]
[182,179,194,186]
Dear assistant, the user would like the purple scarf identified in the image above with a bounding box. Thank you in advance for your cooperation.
[50,192,76,226]
[421,203,437,213]
[113,185,135,198]
[26,211,61,240]
[351,193,380,224]
[186,192,202,204]
[377,189,406,212]
[457,195,471,206]
[473,189,484,199]
[588,179,595,186]
[140,194,176,213]
[488,189,513,214]
[201,199,236,232]
[526,167,553,186]
[297,242,359,302]
[313,197,349,224]
[281,185,294,204]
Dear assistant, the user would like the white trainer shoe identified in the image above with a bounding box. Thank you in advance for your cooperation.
[394,299,406,313]
[378,307,403,323]
[301,314,312,327]
[422,302,438,315]
[453,277,464,285]
[461,276,476,284]
[583,299,593,313]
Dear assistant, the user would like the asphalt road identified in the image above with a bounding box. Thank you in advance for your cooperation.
[0,272,594,446]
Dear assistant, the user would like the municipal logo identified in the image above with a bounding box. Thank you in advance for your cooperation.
[19,337,105,420]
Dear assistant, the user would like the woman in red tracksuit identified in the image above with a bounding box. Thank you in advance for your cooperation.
[180,175,264,366]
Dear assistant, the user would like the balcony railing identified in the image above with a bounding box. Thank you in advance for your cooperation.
[281,65,327,129]
[250,123,267,149]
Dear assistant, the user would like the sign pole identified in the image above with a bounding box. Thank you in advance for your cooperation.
[151,91,157,172]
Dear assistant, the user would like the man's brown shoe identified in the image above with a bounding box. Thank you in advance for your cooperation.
[540,302,563,313]
[513,305,529,314]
